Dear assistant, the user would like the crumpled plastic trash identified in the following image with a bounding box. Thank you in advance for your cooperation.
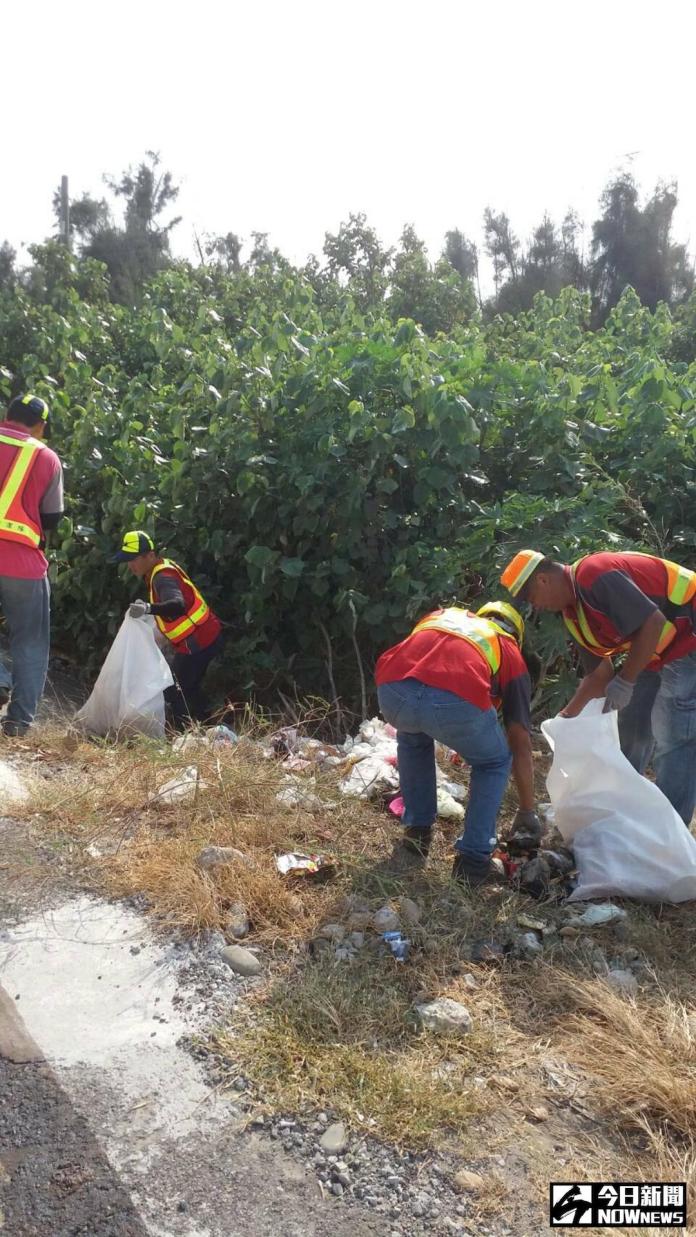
[340,753,399,800]
[151,765,205,804]
[564,903,627,928]
[173,724,238,754]
[275,852,336,879]
[0,759,28,804]
[275,776,335,811]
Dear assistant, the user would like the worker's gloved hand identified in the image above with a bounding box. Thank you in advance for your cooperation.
[603,674,634,713]
[512,808,543,841]
[507,808,544,856]
[128,600,151,620]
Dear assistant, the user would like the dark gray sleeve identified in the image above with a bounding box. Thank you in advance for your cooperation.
[150,573,186,618]
[39,460,64,515]
[583,570,658,638]
[501,672,532,731]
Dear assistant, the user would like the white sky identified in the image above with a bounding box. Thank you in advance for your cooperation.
[4,0,696,286]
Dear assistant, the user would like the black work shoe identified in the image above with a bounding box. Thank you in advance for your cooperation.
[1,719,28,738]
[452,852,506,888]
[400,827,433,860]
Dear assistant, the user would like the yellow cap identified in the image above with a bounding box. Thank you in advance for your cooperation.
[111,530,155,562]
[500,549,545,598]
[477,601,525,646]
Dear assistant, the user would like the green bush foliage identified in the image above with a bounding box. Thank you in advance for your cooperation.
[2,243,696,714]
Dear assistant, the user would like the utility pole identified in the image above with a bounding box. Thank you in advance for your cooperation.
[60,176,70,249]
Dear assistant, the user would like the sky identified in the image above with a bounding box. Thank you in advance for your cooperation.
[5,0,696,286]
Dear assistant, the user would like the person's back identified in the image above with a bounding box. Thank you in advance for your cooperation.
[0,394,64,735]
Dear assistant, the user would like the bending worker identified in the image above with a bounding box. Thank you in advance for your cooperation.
[375,602,540,885]
[501,549,696,826]
[0,394,64,736]
[111,530,223,729]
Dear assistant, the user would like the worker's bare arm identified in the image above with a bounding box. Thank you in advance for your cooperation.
[506,722,535,811]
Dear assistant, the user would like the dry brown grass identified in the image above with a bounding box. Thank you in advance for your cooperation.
[10,718,696,1226]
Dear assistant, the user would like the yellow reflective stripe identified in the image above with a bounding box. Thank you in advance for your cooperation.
[0,437,43,517]
[0,437,44,546]
[664,560,696,606]
[412,608,501,674]
[150,560,210,642]
[0,518,41,545]
[656,619,677,654]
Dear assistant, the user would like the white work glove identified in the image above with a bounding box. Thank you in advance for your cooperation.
[128,599,152,620]
[603,674,634,712]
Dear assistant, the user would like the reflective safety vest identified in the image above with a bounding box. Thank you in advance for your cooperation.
[0,434,46,548]
[563,554,696,660]
[148,559,211,646]
[411,608,502,675]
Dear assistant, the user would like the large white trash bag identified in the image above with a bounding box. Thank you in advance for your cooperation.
[541,699,696,903]
[76,616,174,739]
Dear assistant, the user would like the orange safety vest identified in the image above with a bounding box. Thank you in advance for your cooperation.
[563,554,696,660]
[0,434,46,548]
[148,559,211,646]
[411,607,502,675]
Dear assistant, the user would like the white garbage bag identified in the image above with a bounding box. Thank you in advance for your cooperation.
[76,616,174,739]
[542,700,696,903]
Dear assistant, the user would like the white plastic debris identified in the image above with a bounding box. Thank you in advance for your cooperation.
[275,777,332,811]
[435,786,465,820]
[340,754,399,800]
[151,765,204,805]
[564,903,627,928]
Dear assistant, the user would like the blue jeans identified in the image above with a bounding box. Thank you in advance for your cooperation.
[0,575,51,732]
[619,653,696,826]
[377,678,512,861]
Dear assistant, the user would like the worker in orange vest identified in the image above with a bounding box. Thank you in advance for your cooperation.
[0,394,64,736]
[375,601,539,885]
[111,530,223,729]
[501,549,696,825]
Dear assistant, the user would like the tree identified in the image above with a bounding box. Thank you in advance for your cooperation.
[591,173,693,320]
[0,242,16,290]
[59,153,182,303]
[201,231,242,272]
[443,229,478,281]
[388,225,475,333]
[484,208,520,293]
[323,212,393,311]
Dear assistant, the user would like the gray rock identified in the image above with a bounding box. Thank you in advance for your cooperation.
[462,972,479,990]
[320,1121,348,1154]
[318,922,346,942]
[399,897,421,927]
[220,944,262,976]
[225,901,250,940]
[373,906,400,933]
[197,845,250,871]
[349,931,365,949]
[334,1172,351,1188]
[470,940,506,965]
[331,1181,344,1197]
[415,998,473,1036]
[606,968,638,996]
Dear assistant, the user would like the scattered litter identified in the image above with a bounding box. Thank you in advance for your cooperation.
[151,765,204,804]
[435,786,465,820]
[275,776,334,811]
[515,932,544,959]
[564,903,627,929]
[517,914,547,932]
[340,753,399,800]
[383,931,411,962]
[453,1170,484,1193]
[275,852,336,880]
[415,997,473,1036]
[172,724,238,754]
[516,854,551,899]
